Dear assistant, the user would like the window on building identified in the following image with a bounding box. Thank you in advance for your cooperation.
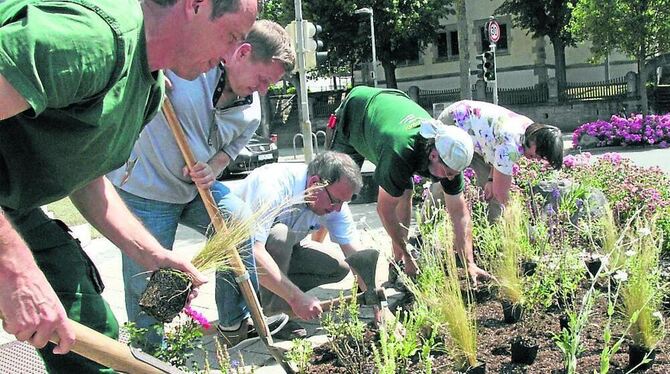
[436,32,448,59]
[397,40,422,66]
[450,31,460,57]
[480,23,508,52]
[436,29,459,60]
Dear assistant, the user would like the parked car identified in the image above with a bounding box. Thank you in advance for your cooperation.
[219,134,278,178]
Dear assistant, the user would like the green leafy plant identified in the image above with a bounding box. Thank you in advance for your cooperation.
[124,312,205,372]
[321,282,368,373]
[286,338,314,373]
[553,267,602,374]
[372,308,436,374]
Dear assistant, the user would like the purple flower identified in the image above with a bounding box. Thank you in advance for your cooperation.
[412,175,423,184]
[463,167,475,181]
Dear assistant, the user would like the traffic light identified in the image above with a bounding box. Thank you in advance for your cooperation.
[476,50,496,82]
[284,21,297,47]
[302,21,328,70]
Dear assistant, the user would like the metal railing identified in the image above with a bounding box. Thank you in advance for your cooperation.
[559,76,628,102]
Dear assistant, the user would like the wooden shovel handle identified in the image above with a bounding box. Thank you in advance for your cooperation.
[0,311,164,373]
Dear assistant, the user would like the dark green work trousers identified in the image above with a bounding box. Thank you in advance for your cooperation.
[4,207,118,373]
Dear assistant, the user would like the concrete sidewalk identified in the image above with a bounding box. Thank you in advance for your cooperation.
[0,198,394,373]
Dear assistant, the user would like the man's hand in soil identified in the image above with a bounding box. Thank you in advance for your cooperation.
[0,253,75,354]
[289,292,322,320]
[152,249,207,287]
[467,262,490,288]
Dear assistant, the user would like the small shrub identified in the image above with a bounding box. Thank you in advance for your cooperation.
[321,282,369,373]
[286,338,314,373]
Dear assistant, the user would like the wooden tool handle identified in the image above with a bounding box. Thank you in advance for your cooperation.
[0,311,164,373]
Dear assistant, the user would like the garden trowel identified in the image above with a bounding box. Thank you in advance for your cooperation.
[0,311,185,374]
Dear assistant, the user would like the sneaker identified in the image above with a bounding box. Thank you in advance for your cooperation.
[273,320,308,340]
[217,313,289,348]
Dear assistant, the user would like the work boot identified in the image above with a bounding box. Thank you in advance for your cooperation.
[217,313,289,349]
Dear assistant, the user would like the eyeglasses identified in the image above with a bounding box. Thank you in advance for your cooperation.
[323,186,342,207]
[323,185,357,207]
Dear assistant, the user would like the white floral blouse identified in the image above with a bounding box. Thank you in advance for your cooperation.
[440,100,533,175]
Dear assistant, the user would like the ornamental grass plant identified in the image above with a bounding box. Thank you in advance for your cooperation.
[402,209,478,371]
[620,217,666,351]
[489,195,526,307]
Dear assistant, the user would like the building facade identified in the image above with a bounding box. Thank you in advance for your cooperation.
[360,0,636,91]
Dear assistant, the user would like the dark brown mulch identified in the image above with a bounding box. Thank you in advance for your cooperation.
[305,281,670,374]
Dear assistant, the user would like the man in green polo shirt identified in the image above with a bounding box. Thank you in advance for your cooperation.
[329,86,489,284]
[0,0,256,372]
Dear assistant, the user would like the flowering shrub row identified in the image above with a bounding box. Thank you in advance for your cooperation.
[572,113,670,148]
[514,153,670,252]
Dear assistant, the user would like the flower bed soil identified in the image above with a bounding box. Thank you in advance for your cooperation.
[305,279,670,374]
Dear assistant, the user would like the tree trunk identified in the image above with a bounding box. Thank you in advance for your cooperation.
[383,61,397,89]
[456,0,471,99]
[551,37,567,95]
[638,56,649,114]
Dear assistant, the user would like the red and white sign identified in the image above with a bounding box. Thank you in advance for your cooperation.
[488,20,501,43]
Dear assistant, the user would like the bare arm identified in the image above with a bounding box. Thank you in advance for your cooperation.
[253,241,322,320]
[0,213,76,354]
[0,74,30,120]
[487,168,512,206]
[444,192,489,286]
[376,188,418,275]
[207,151,231,178]
[69,176,206,285]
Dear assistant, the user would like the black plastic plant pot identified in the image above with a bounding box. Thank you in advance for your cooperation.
[462,361,486,373]
[139,268,192,323]
[585,257,603,277]
[511,336,539,365]
[559,314,570,332]
[628,344,656,371]
[501,300,523,324]
[522,261,538,277]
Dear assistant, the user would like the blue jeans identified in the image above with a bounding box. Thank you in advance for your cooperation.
[118,182,257,345]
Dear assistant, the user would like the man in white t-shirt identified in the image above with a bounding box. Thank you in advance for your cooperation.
[223,151,365,339]
[438,100,563,220]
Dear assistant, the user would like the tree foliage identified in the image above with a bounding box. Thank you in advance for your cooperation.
[497,0,577,90]
[497,0,577,45]
[570,0,670,62]
[261,0,453,87]
[570,0,670,112]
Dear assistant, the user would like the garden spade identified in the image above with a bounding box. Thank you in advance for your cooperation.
[0,311,184,374]
[161,97,297,374]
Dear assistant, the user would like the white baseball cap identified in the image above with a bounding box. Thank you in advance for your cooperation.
[419,120,474,172]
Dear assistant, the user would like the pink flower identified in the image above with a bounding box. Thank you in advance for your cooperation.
[183,306,211,330]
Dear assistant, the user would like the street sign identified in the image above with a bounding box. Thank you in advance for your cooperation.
[487,19,500,43]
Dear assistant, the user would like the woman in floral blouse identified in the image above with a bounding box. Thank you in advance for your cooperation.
[438,100,563,220]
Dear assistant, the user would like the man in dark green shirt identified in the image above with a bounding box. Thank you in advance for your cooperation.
[0,0,256,372]
[329,86,489,284]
